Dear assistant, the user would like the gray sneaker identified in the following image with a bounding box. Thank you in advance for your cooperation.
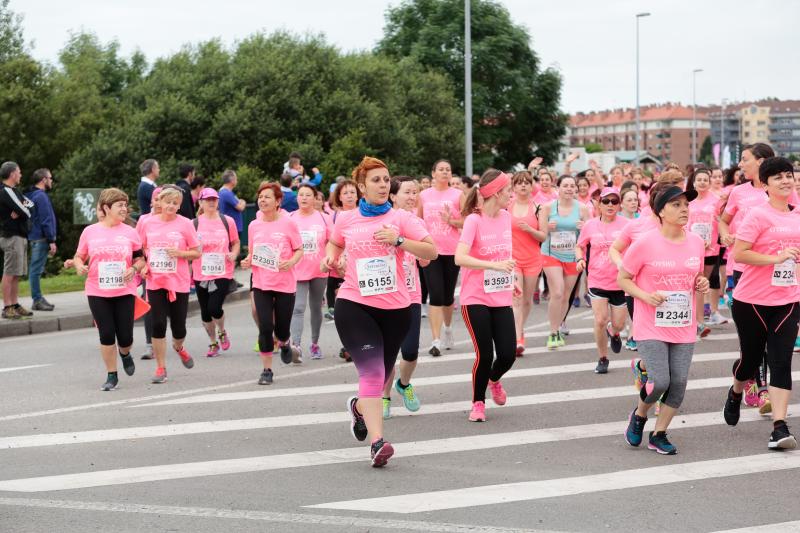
[258,368,274,385]
[32,298,55,311]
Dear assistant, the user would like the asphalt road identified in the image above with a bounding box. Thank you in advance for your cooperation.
[1,296,798,533]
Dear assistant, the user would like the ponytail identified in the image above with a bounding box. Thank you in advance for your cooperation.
[461,168,502,218]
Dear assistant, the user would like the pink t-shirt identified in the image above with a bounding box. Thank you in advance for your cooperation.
[419,186,462,255]
[459,210,514,308]
[77,222,142,298]
[733,204,800,306]
[402,250,422,305]
[248,214,302,293]
[192,214,239,281]
[141,215,200,293]
[577,195,595,218]
[330,209,429,309]
[615,215,659,252]
[533,189,558,206]
[724,183,768,273]
[688,192,720,257]
[289,210,331,281]
[577,216,629,291]
[622,229,705,343]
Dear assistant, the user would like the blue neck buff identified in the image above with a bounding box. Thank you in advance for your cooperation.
[358,197,392,217]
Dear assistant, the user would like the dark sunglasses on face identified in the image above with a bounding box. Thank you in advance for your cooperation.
[600,198,620,205]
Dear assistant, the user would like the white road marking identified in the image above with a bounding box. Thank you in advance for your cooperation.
[711,521,800,533]
[0,364,50,374]
[309,452,800,513]
[0,401,793,493]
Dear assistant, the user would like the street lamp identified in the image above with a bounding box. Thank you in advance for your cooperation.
[692,68,703,165]
[635,12,650,164]
[464,0,473,178]
[720,98,728,166]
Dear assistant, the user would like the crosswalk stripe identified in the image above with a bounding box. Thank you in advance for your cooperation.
[0,364,50,374]
[711,521,800,533]
[1,399,794,493]
[0,351,745,449]
[135,350,741,407]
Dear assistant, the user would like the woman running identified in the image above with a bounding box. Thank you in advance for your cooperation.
[723,157,800,450]
[510,171,545,355]
[382,176,429,419]
[325,179,358,322]
[576,188,629,374]
[241,182,303,385]
[576,175,595,217]
[686,167,720,338]
[289,184,330,360]
[533,170,558,205]
[325,156,435,467]
[621,185,708,455]
[192,188,240,357]
[74,188,145,390]
[456,169,519,422]
[136,186,162,360]
[418,159,462,356]
[619,188,640,220]
[140,186,201,383]
[538,175,589,349]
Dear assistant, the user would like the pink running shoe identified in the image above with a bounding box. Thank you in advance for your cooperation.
[206,342,220,358]
[758,390,772,415]
[218,330,231,351]
[175,346,194,369]
[468,400,486,422]
[151,367,167,384]
[489,380,507,406]
[743,380,760,407]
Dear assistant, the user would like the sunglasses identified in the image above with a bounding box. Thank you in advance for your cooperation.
[600,198,620,205]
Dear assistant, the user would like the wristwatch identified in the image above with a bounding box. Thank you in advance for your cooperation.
[395,236,405,247]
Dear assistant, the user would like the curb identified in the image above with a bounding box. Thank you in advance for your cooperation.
[0,288,251,339]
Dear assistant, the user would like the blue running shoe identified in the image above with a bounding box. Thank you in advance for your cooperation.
[631,358,648,390]
[648,431,677,455]
[625,409,647,447]
[395,379,421,412]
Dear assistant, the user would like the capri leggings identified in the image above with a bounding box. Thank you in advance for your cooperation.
[147,290,189,339]
[194,278,230,322]
[252,289,295,353]
[291,277,327,345]
[731,299,798,390]
[399,303,422,362]
[422,254,460,306]
[326,276,344,309]
[637,340,694,408]
[418,264,428,304]
[462,304,517,403]
[88,295,135,347]
[334,298,411,398]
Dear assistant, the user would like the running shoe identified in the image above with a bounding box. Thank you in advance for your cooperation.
[324,308,335,320]
[703,303,711,320]
[556,331,566,347]
[140,344,154,360]
[176,347,194,369]
[794,337,800,353]
[696,323,711,339]
[759,391,772,416]
[258,368,273,385]
[515,341,525,357]
[279,343,293,364]
[442,327,454,350]
[468,400,486,422]
[584,293,592,307]
[768,422,797,450]
[100,373,118,391]
[723,386,741,426]
[546,333,559,350]
[347,396,368,441]
[625,338,638,351]
[559,322,570,336]
[151,367,167,384]
[218,330,231,351]
[489,380,507,406]
[608,328,622,354]
[253,340,260,353]
[572,297,580,308]
[654,400,662,416]
[309,343,323,359]
[718,296,726,308]
[429,340,442,357]
[421,304,428,318]
[624,409,647,447]
[206,342,220,358]
[339,347,352,362]
[595,357,609,374]
[291,344,303,364]
[743,380,760,407]
[631,358,648,390]
[382,397,391,420]
[533,291,540,305]
[14,304,33,318]
[648,431,677,455]
[120,353,135,376]
[706,312,728,326]
[1,306,19,319]
[370,438,394,467]
[395,379,420,412]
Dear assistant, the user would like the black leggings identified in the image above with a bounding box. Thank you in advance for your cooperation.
[731,299,798,390]
[334,298,411,398]
[418,263,428,304]
[326,276,344,309]
[88,295,135,347]
[194,278,230,322]
[252,288,295,353]
[462,304,517,402]
[400,303,422,362]
[147,290,189,339]
[422,254,460,306]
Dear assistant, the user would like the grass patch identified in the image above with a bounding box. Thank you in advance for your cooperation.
[18,271,85,297]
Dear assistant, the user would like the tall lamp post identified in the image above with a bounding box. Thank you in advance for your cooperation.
[464,0,473,178]
[635,12,650,164]
[720,97,728,166]
[692,68,703,165]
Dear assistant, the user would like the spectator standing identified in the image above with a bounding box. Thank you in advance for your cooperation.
[175,163,196,219]
[0,162,34,319]
[137,159,159,216]
[280,173,299,212]
[218,169,246,238]
[27,168,57,311]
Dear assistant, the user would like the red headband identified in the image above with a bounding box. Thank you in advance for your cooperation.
[478,172,511,199]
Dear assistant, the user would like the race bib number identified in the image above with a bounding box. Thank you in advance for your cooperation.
[252,244,279,271]
[690,222,712,245]
[98,261,125,290]
[300,230,318,255]
[483,269,513,293]
[201,253,225,276]
[772,258,797,287]
[550,231,576,254]
[356,254,397,296]
[654,290,692,328]
[403,258,416,293]
[149,248,176,274]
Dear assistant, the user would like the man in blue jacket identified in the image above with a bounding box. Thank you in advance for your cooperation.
[137,159,159,216]
[27,169,57,311]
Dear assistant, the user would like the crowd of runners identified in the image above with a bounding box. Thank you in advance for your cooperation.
[66,142,800,466]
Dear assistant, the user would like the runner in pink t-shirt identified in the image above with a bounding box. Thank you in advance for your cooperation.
[687,169,722,333]
[191,188,241,357]
[134,186,162,361]
[325,157,436,468]
[73,188,145,391]
[241,182,303,384]
[619,186,708,455]
[455,170,519,423]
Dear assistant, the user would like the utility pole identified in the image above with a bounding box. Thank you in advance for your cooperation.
[692,68,703,165]
[635,12,650,162]
[464,0,473,177]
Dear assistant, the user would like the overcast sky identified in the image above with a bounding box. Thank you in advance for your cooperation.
[13,0,800,114]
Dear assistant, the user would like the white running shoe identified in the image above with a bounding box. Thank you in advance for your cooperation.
[706,311,728,326]
[442,326,454,350]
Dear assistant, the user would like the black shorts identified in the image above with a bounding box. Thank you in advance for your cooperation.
[587,287,626,307]
[704,255,718,266]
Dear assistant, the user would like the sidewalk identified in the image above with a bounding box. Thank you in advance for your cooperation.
[0,270,252,338]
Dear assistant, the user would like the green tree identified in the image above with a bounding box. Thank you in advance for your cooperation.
[584,143,603,154]
[377,0,568,170]
[699,135,713,165]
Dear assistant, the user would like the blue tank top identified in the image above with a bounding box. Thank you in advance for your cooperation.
[542,199,580,262]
